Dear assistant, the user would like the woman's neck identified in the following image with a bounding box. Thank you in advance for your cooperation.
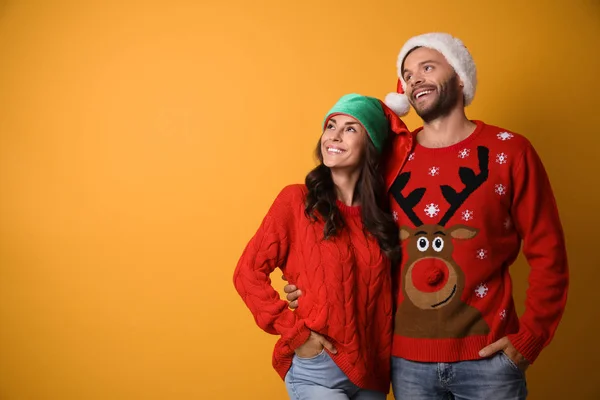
[331,168,361,206]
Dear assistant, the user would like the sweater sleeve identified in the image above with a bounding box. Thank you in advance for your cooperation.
[507,142,569,363]
[233,185,311,353]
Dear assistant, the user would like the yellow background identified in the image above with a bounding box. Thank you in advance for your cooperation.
[1,0,598,399]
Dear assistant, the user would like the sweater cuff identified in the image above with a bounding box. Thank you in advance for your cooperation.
[507,328,546,364]
[286,323,311,352]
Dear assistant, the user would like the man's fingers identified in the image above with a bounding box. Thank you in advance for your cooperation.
[502,341,524,363]
[283,285,297,294]
[289,300,298,309]
[479,337,507,357]
[286,290,302,302]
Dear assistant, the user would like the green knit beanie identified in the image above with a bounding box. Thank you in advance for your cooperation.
[323,93,390,153]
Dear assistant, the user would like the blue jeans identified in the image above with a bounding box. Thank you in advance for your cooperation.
[284,350,387,400]
[391,353,527,400]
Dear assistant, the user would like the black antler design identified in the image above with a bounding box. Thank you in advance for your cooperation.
[438,146,489,226]
[390,172,425,227]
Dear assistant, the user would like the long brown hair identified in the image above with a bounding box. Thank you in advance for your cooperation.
[304,137,400,266]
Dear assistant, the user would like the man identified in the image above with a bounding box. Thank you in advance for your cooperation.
[284,32,569,399]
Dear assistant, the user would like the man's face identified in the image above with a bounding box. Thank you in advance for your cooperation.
[401,47,462,122]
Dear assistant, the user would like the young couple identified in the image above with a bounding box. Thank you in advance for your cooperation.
[233,32,569,400]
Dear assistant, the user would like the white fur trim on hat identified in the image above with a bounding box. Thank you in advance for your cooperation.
[384,77,411,116]
[384,92,410,117]
[386,32,477,113]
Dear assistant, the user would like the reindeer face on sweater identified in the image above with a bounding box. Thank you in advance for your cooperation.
[400,224,477,310]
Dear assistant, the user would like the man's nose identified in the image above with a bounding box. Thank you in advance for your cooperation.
[410,74,424,87]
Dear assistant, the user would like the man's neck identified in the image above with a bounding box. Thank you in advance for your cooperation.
[331,169,361,206]
[418,107,477,149]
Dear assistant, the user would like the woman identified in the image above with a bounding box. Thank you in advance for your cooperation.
[233,93,410,399]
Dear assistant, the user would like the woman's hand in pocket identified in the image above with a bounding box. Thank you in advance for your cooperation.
[295,331,337,358]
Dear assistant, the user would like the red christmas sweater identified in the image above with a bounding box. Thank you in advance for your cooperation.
[233,184,394,393]
[384,120,569,364]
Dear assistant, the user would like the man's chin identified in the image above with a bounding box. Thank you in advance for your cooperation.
[411,100,433,114]
[414,99,452,121]
[414,106,435,120]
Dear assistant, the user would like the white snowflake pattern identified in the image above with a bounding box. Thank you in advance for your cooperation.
[458,148,470,159]
[497,132,514,141]
[462,209,474,221]
[408,153,415,161]
[393,211,398,222]
[475,283,489,298]
[496,153,508,165]
[424,203,440,218]
[503,217,512,230]
[429,166,440,176]
[500,309,507,320]
[476,249,488,259]
[495,184,506,196]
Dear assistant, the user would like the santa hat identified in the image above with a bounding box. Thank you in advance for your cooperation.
[385,32,477,116]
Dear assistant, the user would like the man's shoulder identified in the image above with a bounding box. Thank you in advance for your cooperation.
[477,121,533,153]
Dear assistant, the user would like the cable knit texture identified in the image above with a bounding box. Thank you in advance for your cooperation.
[233,184,393,393]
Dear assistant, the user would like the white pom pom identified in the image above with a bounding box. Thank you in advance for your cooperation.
[384,93,410,117]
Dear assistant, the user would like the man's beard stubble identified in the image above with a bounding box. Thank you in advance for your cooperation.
[412,74,461,123]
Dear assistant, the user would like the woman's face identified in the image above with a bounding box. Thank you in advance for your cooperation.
[320,114,368,171]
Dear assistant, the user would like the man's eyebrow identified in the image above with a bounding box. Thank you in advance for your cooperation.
[418,59,440,66]
[403,60,440,75]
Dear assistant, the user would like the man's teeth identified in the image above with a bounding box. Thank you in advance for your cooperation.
[416,90,433,99]
[327,147,344,154]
